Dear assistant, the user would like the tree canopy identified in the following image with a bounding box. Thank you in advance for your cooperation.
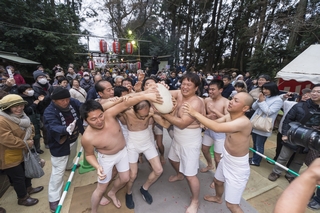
[1,0,319,78]
[0,0,87,73]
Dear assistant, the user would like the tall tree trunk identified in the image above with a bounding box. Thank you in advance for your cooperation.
[261,1,277,45]
[286,0,308,51]
[183,0,191,66]
[254,0,268,46]
[205,0,220,71]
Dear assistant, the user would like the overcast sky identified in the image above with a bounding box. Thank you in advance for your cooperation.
[79,0,112,52]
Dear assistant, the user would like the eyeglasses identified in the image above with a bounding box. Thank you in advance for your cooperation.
[311,90,320,94]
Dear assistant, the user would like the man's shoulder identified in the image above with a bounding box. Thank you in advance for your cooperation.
[217,95,229,103]
[227,84,234,89]
[204,97,212,103]
[43,102,55,114]
[236,115,252,129]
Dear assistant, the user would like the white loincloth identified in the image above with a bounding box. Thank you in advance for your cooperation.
[168,126,202,176]
[214,146,250,204]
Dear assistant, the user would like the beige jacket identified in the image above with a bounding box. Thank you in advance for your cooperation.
[0,116,34,169]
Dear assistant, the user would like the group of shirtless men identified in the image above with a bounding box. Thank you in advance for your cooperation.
[80,72,254,213]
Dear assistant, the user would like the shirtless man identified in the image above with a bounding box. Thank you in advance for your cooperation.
[160,72,205,213]
[80,89,162,213]
[201,79,229,173]
[183,92,254,213]
[122,100,170,209]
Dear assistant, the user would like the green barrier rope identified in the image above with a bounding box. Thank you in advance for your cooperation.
[55,147,83,213]
[249,147,320,189]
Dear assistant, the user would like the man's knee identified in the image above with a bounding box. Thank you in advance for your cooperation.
[185,175,197,182]
[226,202,241,212]
[154,166,163,176]
[129,170,138,181]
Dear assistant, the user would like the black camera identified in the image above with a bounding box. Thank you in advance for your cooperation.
[287,112,320,151]
[287,122,320,151]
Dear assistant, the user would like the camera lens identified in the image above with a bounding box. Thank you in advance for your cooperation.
[288,122,320,151]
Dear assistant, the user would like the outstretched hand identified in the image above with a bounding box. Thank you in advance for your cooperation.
[182,102,196,117]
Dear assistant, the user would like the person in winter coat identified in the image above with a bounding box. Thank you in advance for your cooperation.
[0,94,43,207]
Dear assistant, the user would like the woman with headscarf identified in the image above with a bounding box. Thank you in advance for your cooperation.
[0,94,43,206]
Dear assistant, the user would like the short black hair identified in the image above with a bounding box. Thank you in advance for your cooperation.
[58,77,68,84]
[234,81,246,89]
[80,100,104,121]
[114,86,129,97]
[142,77,158,91]
[209,79,224,90]
[222,75,231,81]
[18,84,32,94]
[180,72,201,88]
[261,82,279,97]
[312,84,320,89]
[70,79,80,87]
[122,78,133,86]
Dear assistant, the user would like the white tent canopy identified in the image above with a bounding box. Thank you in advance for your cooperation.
[276,44,320,84]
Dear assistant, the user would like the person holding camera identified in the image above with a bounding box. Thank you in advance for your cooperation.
[268,89,311,182]
[272,89,311,162]
[268,85,320,185]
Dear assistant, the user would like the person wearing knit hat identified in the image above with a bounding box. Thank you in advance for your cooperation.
[0,94,44,207]
[51,87,71,101]
[33,70,47,81]
[44,87,84,212]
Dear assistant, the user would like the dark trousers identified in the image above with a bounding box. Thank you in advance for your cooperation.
[4,162,31,198]
[314,188,320,204]
[274,132,295,167]
[33,138,41,152]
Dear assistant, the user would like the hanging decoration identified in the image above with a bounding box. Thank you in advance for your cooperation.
[136,61,141,69]
[126,42,133,54]
[99,39,108,53]
[88,60,95,70]
[113,40,120,54]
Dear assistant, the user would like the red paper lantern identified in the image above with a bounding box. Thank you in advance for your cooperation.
[88,60,95,70]
[99,39,108,53]
[136,61,141,69]
[126,42,133,54]
[113,41,120,54]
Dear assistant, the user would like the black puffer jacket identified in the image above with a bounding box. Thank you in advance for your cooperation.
[32,82,54,114]
[282,99,320,150]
